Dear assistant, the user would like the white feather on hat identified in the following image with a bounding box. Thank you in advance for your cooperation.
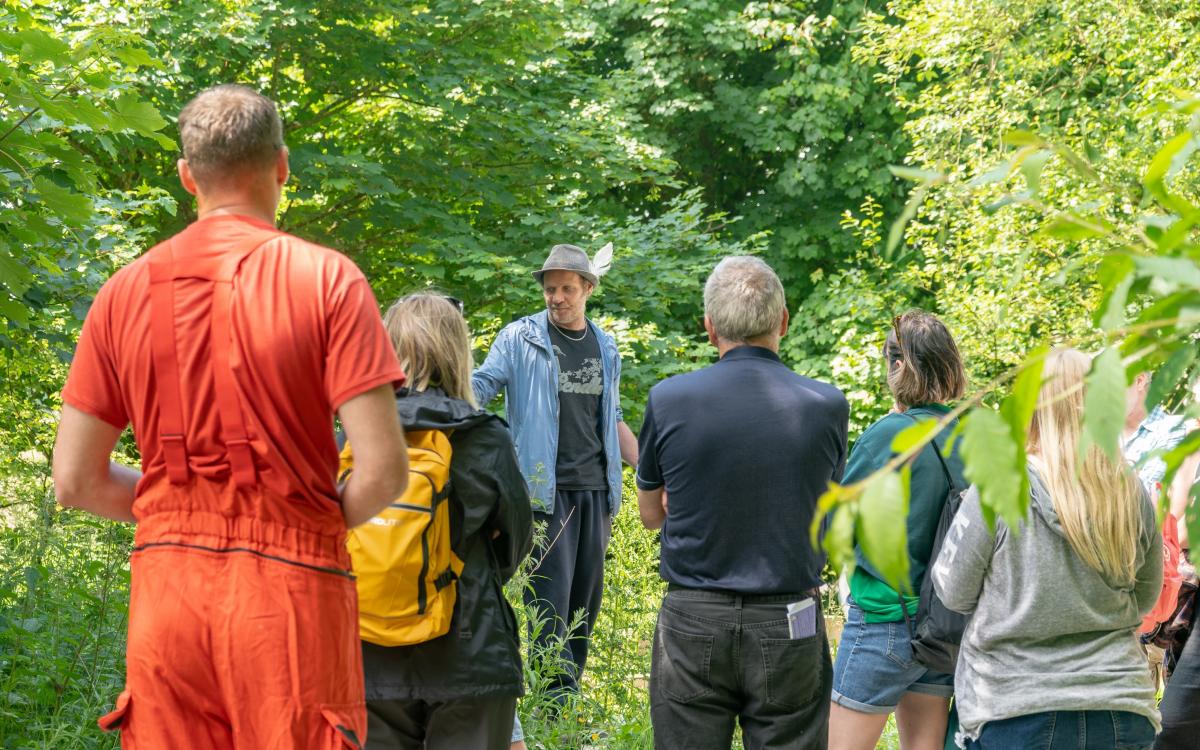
[591,242,613,278]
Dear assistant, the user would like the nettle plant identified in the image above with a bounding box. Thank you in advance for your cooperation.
[815,93,1200,590]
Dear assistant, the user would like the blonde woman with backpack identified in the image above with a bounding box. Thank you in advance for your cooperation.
[935,348,1162,749]
[358,293,533,749]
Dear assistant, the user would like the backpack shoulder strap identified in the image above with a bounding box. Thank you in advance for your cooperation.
[146,229,281,487]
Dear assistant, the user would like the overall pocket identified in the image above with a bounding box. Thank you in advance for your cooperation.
[97,689,132,732]
[319,703,367,749]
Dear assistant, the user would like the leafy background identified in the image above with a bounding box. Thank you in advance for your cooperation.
[3,0,1200,747]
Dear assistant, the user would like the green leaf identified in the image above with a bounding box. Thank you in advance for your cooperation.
[1019,150,1052,196]
[886,184,929,259]
[1133,255,1200,290]
[14,28,69,64]
[1052,144,1102,185]
[111,46,158,70]
[1096,254,1135,330]
[888,166,943,183]
[0,294,31,325]
[1162,429,1200,490]
[1003,130,1044,147]
[1082,348,1127,463]
[1040,214,1111,241]
[1187,489,1200,560]
[1002,349,1046,443]
[891,417,939,454]
[962,408,1025,531]
[1154,210,1200,255]
[821,496,858,574]
[1145,132,1196,206]
[1146,345,1198,412]
[812,483,843,547]
[1100,273,1134,331]
[856,468,911,592]
[998,348,1046,512]
[0,250,34,296]
[982,190,1031,214]
[967,161,1013,187]
[32,177,94,225]
[113,93,169,136]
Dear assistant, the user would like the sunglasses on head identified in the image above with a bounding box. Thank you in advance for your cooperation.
[398,294,465,314]
[892,314,903,346]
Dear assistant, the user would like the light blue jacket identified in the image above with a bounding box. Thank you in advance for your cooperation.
[472,310,624,516]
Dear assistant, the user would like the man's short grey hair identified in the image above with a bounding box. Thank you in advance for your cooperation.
[178,84,284,185]
[703,256,786,343]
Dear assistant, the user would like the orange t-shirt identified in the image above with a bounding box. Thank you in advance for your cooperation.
[62,214,404,525]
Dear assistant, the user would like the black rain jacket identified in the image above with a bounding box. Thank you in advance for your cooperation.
[361,388,533,701]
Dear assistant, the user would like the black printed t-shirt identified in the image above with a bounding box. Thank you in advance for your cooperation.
[548,321,607,490]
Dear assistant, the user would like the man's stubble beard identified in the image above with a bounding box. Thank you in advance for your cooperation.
[549,303,586,330]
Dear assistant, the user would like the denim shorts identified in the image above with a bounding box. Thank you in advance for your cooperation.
[831,601,953,713]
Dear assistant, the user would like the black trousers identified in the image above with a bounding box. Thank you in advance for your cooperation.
[364,695,517,750]
[1156,627,1200,749]
[523,488,612,696]
[650,588,832,750]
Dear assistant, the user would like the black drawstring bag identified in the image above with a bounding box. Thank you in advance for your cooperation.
[899,429,969,675]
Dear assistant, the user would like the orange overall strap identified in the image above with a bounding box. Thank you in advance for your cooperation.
[145,230,281,487]
[209,247,266,488]
[147,246,189,484]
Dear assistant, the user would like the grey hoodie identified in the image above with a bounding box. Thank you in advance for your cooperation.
[934,465,1162,745]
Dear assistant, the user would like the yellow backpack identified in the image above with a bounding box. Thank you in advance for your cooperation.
[338,429,464,646]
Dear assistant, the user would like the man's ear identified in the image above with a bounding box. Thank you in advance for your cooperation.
[704,315,718,347]
[276,147,290,186]
[779,307,790,338]
[178,159,199,197]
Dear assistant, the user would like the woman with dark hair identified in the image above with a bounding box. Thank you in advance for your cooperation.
[829,310,968,750]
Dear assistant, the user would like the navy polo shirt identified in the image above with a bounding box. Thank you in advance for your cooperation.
[636,346,849,594]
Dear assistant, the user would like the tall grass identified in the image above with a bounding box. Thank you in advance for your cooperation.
[0,464,128,750]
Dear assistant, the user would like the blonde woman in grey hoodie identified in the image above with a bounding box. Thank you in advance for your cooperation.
[934,348,1162,749]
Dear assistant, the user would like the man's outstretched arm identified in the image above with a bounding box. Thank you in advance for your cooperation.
[53,404,140,523]
[337,383,409,528]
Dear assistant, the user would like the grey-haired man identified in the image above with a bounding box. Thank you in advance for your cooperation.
[473,244,638,706]
[637,256,847,749]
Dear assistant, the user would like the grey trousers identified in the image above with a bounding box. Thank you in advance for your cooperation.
[650,588,832,750]
[365,695,517,750]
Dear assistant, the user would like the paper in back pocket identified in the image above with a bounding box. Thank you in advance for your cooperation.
[787,598,817,639]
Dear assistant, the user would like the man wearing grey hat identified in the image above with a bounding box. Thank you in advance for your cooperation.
[474,243,638,709]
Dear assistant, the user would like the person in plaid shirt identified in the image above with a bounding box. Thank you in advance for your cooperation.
[1123,371,1190,499]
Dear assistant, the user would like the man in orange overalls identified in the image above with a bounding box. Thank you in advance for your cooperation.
[52,84,409,748]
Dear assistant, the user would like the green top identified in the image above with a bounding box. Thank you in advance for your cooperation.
[845,404,965,623]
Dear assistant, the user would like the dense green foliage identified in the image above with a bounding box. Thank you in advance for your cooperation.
[3,0,1200,747]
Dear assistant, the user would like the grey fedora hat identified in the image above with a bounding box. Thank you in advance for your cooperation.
[532,244,599,287]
